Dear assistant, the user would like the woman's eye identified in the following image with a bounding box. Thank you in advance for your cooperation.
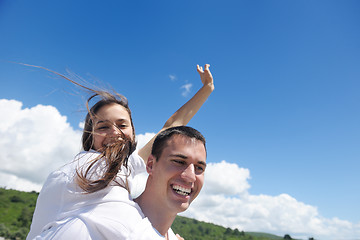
[96,126,108,130]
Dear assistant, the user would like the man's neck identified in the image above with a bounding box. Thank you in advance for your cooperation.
[135,192,177,237]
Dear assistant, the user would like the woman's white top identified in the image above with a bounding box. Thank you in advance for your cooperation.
[27,151,177,240]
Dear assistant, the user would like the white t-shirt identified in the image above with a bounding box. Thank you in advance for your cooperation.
[27,151,177,240]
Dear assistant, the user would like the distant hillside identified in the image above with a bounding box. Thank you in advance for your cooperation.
[172,216,285,240]
[0,188,291,240]
[0,188,38,240]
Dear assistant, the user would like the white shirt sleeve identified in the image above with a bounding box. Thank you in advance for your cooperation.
[28,151,154,240]
[168,228,179,240]
[33,218,93,240]
[26,170,69,240]
[31,191,166,240]
[27,151,102,240]
[119,150,148,199]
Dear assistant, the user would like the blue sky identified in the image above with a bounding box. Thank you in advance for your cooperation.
[1,1,359,239]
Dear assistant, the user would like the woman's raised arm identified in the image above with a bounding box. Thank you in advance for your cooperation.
[138,64,214,162]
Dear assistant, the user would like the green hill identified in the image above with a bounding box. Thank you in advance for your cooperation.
[172,216,284,240]
[0,188,38,239]
[0,188,290,240]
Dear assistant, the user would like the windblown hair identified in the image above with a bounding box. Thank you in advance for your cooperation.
[151,126,207,160]
[76,134,134,193]
[77,92,137,193]
[81,91,136,152]
[19,63,137,193]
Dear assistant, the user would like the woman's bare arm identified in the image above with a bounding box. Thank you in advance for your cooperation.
[138,64,214,162]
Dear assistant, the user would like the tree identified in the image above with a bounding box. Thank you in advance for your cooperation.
[224,227,232,235]
[233,228,240,236]
[18,207,32,227]
[0,223,10,238]
[197,225,204,234]
[10,195,23,203]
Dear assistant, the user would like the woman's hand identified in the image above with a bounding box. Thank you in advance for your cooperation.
[176,233,184,240]
[197,64,214,89]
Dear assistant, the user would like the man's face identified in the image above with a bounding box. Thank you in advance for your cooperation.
[147,135,207,214]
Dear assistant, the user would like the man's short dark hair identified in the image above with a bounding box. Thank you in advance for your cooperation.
[151,126,206,160]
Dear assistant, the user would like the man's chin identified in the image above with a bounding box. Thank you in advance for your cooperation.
[173,200,191,213]
[178,203,190,213]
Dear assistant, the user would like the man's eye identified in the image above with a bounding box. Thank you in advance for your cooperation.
[195,165,205,173]
[172,160,185,165]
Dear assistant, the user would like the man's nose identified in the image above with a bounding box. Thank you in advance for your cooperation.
[181,164,196,182]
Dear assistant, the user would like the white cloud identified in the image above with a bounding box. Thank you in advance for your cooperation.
[169,74,176,81]
[168,74,193,97]
[0,99,82,189]
[136,132,156,150]
[78,121,85,129]
[203,160,250,196]
[180,83,192,97]
[0,171,43,192]
[182,161,360,240]
[1,98,359,239]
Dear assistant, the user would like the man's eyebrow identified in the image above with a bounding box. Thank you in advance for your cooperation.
[169,154,188,159]
[169,154,207,167]
[198,161,207,167]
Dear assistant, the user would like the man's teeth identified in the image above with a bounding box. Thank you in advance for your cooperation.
[172,185,191,196]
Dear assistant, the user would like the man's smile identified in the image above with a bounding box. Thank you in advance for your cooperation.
[171,184,191,196]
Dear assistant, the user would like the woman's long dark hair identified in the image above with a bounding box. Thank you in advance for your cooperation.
[77,92,137,193]
[19,63,136,193]
[76,133,135,193]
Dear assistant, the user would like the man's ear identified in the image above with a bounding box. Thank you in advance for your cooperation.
[146,154,156,175]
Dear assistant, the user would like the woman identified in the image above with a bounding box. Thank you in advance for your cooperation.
[27,64,214,240]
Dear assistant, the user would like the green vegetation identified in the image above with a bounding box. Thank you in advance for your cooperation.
[0,188,38,239]
[0,188,296,240]
[172,216,283,240]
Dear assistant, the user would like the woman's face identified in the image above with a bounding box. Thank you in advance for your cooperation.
[92,103,134,151]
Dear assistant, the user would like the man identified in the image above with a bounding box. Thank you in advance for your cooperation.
[34,126,207,240]
[135,126,207,238]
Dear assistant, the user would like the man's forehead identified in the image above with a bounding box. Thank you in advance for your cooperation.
[167,134,202,146]
[163,135,207,157]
